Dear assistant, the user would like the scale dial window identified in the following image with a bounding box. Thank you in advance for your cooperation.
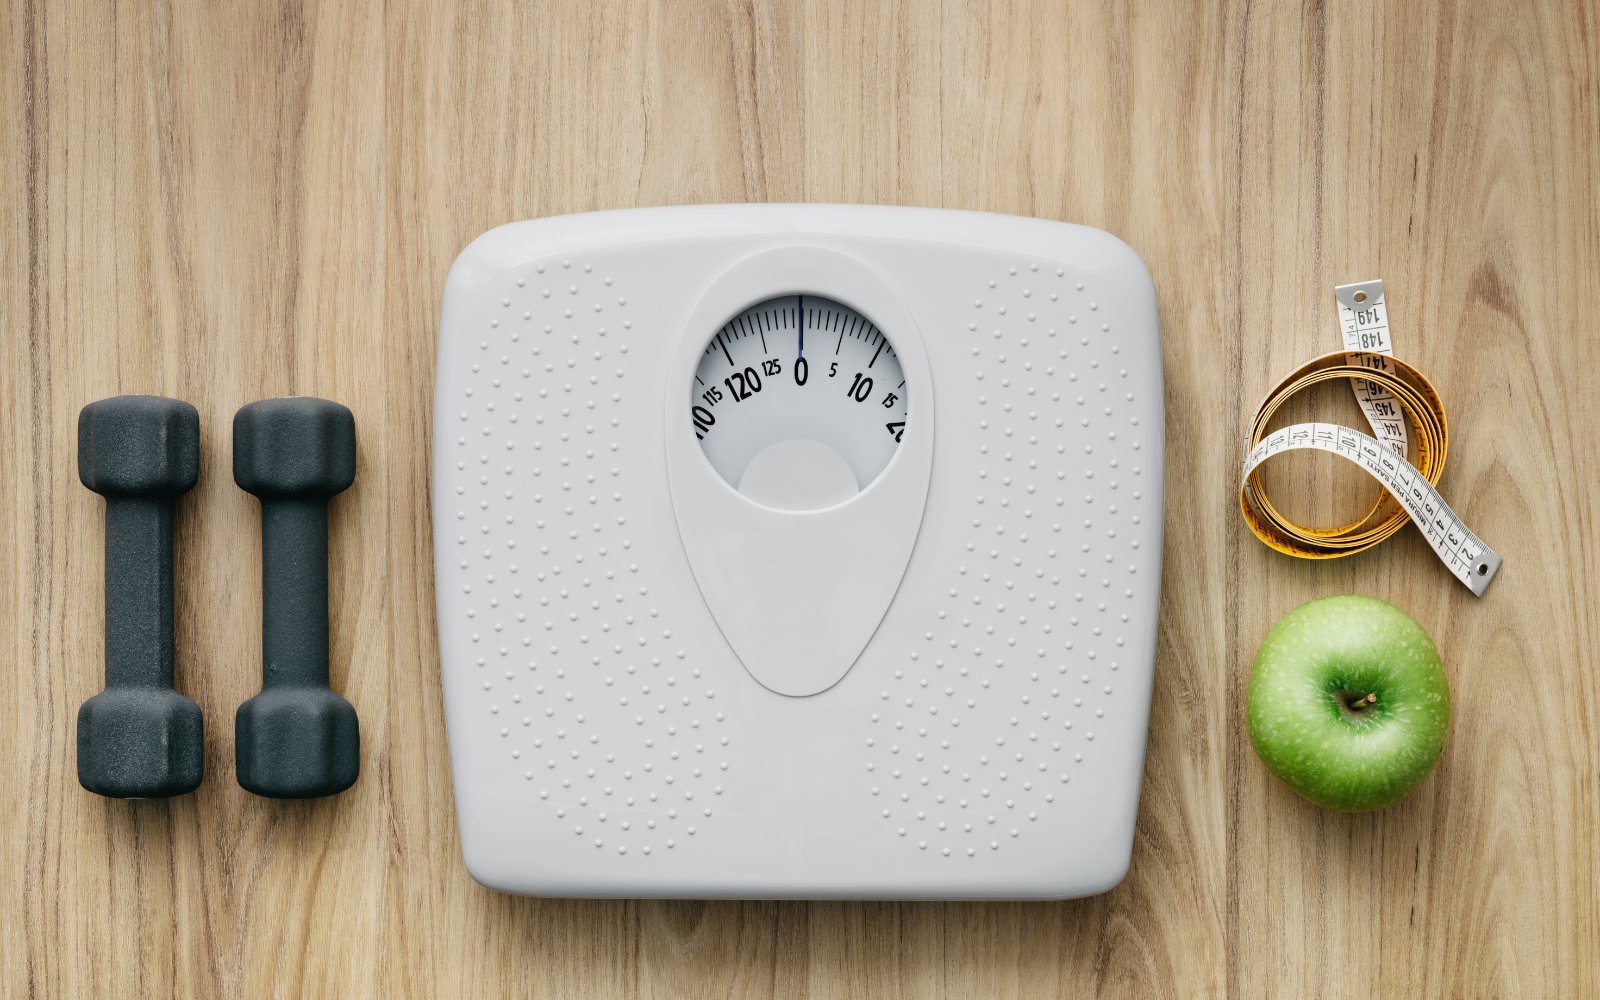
[690,296,908,508]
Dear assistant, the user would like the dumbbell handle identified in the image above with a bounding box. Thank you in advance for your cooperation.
[260,498,332,688]
[103,496,178,688]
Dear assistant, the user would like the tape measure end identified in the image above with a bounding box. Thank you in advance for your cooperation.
[1466,550,1503,597]
[1335,279,1385,313]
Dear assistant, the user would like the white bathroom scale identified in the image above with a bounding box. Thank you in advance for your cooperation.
[433,204,1163,899]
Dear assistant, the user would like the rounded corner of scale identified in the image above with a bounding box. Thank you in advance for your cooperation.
[442,219,565,301]
[1085,849,1135,898]
[456,831,528,897]
[1081,228,1155,287]
[1028,847,1134,902]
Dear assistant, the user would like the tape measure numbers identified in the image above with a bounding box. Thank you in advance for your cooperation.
[1239,280,1502,596]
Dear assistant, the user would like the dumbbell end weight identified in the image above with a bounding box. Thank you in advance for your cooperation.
[77,395,204,799]
[235,688,359,798]
[78,689,204,798]
[234,397,360,799]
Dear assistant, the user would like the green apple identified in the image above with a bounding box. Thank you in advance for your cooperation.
[1247,595,1450,812]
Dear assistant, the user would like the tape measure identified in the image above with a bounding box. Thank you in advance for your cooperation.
[1239,280,1502,596]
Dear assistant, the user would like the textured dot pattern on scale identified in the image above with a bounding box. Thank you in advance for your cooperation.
[451,259,727,859]
[870,262,1151,860]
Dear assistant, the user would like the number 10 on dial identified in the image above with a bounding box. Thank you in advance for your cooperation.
[691,295,909,503]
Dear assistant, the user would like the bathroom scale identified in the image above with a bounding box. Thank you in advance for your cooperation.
[433,204,1163,899]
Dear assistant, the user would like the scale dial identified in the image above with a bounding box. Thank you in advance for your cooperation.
[690,296,908,508]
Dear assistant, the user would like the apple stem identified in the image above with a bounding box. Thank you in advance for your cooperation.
[1348,692,1377,710]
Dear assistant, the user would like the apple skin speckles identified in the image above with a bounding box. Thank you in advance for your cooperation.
[1246,595,1450,812]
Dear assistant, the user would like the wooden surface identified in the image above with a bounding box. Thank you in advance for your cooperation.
[5,1,1597,996]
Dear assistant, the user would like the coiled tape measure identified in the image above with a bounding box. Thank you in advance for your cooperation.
[1239,280,1502,596]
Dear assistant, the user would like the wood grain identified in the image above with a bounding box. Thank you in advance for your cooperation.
[4,1,1595,996]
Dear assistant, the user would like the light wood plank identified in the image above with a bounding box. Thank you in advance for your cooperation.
[4,1,1595,997]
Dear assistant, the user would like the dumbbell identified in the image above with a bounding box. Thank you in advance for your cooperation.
[233,397,360,798]
[76,395,204,798]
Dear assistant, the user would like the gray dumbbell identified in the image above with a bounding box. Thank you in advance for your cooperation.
[233,396,360,798]
[76,395,204,798]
